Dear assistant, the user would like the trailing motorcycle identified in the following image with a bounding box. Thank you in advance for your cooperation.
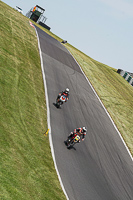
[65,133,80,149]
[56,94,67,108]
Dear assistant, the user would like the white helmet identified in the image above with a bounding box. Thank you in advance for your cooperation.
[65,88,69,93]
[82,127,87,132]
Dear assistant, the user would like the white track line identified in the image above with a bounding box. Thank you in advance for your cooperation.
[35,27,69,200]
[67,48,133,162]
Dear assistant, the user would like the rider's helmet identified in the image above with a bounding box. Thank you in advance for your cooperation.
[65,88,69,93]
[82,127,87,132]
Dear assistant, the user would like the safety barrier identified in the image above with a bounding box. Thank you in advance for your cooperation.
[117,69,133,86]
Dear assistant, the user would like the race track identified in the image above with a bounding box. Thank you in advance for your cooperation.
[35,26,133,200]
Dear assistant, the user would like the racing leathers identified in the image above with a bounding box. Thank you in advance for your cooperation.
[57,91,69,102]
[68,128,86,142]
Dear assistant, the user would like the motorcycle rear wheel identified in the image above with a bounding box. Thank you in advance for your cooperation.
[56,99,63,108]
[67,139,74,149]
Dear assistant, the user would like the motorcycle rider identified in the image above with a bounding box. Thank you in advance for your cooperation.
[68,127,87,142]
[57,88,69,102]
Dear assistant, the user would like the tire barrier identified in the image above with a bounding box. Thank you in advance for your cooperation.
[117,69,133,86]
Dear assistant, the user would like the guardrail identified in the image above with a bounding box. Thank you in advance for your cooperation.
[117,69,133,86]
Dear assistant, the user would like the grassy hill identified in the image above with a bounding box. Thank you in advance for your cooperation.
[0,1,66,199]
[0,1,133,199]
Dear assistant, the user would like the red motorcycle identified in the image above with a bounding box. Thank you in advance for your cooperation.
[66,134,80,149]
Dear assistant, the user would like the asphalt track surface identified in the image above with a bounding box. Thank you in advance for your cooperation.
[35,26,133,200]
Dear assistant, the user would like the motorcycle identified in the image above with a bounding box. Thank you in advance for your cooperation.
[66,133,80,149]
[56,94,67,108]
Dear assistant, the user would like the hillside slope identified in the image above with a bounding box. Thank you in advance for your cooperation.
[0,1,66,199]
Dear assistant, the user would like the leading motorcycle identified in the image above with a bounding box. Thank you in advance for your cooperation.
[56,94,67,108]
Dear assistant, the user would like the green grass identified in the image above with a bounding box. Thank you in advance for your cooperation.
[1,0,133,199]
[0,1,66,199]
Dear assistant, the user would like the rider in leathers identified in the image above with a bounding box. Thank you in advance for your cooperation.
[57,88,69,102]
[68,127,87,142]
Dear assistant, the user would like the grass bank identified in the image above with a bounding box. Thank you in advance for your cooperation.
[0,1,66,199]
